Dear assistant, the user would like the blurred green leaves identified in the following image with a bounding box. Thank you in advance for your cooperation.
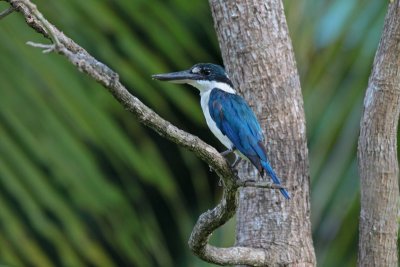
[287,0,386,266]
[0,0,388,266]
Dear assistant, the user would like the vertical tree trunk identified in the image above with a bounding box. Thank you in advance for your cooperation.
[357,2,400,267]
[209,0,315,265]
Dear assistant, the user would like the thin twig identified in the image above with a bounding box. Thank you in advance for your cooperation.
[0,6,14,19]
[26,41,54,53]
[236,180,286,190]
[20,0,60,47]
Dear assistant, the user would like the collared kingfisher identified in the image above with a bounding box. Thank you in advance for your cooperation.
[152,63,290,199]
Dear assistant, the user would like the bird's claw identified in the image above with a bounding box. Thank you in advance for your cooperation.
[231,157,242,169]
[220,149,234,158]
[230,167,239,177]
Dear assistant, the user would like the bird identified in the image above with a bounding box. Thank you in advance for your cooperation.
[152,63,290,199]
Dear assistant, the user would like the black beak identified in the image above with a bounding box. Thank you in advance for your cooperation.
[152,69,200,83]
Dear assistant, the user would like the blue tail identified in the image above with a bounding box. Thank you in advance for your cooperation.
[261,160,290,199]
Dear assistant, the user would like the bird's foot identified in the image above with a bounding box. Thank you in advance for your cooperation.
[231,157,242,169]
[220,149,234,158]
[230,167,239,177]
[228,155,241,177]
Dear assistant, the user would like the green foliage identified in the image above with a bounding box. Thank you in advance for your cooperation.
[287,0,386,266]
[0,0,387,266]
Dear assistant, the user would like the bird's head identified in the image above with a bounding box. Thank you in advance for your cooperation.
[152,63,235,94]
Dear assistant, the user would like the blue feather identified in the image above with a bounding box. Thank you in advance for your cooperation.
[261,160,291,199]
[208,89,290,199]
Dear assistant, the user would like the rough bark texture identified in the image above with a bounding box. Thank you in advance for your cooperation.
[357,1,400,266]
[209,0,316,266]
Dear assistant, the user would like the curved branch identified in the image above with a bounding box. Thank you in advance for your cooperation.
[2,0,286,265]
[188,185,290,266]
[357,1,400,266]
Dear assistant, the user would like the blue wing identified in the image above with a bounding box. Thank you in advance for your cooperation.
[209,89,290,199]
[208,89,265,166]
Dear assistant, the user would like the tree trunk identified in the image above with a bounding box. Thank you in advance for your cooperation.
[357,2,400,267]
[209,0,316,265]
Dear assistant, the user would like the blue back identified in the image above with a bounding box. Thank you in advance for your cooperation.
[208,88,291,199]
[208,89,267,171]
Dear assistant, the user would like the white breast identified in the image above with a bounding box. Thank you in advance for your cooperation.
[200,89,234,150]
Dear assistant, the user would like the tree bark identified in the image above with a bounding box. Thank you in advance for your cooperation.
[357,1,400,267]
[209,0,316,266]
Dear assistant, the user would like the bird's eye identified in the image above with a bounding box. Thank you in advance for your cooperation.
[202,69,211,76]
